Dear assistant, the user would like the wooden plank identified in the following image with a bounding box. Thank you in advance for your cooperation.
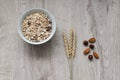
[0,0,120,80]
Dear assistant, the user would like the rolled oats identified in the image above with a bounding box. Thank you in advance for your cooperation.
[22,12,52,42]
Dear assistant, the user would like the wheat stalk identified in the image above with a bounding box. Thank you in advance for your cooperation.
[62,28,77,80]
[69,58,73,80]
[63,32,70,58]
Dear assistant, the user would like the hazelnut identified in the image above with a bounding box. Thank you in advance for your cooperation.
[83,40,88,46]
[89,44,94,50]
[88,55,93,60]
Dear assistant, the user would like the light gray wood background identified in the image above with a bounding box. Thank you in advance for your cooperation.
[0,0,120,80]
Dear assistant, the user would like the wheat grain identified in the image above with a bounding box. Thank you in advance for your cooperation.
[63,33,70,58]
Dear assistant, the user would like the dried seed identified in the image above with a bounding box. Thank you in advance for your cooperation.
[28,22,31,25]
[88,55,93,60]
[49,21,52,24]
[83,40,88,46]
[89,38,96,43]
[38,23,41,26]
[83,48,90,55]
[93,51,99,59]
[46,27,51,31]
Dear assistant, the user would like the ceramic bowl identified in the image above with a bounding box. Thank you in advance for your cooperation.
[18,8,56,45]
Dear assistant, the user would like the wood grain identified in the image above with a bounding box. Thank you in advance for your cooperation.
[0,0,120,80]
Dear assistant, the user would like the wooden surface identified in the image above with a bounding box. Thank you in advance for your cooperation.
[0,0,120,80]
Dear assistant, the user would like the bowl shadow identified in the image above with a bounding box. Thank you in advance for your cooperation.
[24,34,57,60]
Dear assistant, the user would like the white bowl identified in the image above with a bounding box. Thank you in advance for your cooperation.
[18,8,56,45]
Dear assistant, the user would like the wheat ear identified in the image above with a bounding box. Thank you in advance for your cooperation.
[63,33,70,58]
[72,30,76,58]
[69,29,74,57]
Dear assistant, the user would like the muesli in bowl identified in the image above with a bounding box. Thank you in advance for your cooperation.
[18,8,56,45]
[22,12,52,42]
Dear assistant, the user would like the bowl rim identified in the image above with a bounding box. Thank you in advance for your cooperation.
[18,8,56,45]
